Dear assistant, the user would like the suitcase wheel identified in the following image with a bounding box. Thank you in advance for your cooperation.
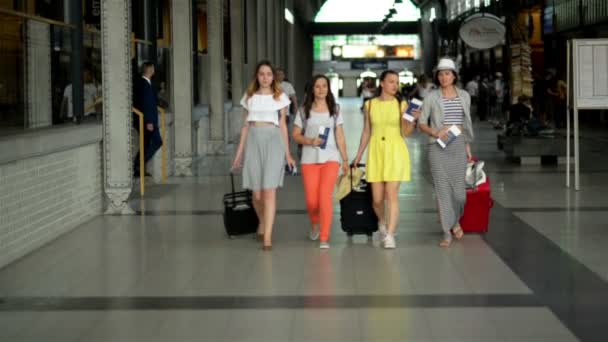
[347,232,354,237]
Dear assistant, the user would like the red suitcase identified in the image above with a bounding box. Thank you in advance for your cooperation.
[459,177,493,233]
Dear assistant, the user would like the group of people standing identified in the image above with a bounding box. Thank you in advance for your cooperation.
[231,58,474,251]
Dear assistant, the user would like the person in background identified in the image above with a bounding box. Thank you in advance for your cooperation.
[508,95,532,126]
[409,74,433,100]
[465,75,480,120]
[418,58,474,248]
[494,72,505,123]
[292,75,349,249]
[275,68,298,121]
[61,69,99,123]
[359,78,376,110]
[132,62,163,178]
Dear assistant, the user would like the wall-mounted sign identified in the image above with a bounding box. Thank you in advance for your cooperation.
[351,61,388,70]
[85,0,102,29]
[459,13,505,50]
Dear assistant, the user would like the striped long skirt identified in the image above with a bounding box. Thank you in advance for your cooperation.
[428,136,467,241]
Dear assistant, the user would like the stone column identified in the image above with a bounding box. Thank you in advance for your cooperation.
[208,0,225,152]
[274,0,282,67]
[256,0,267,61]
[171,0,194,175]
[285,0,295,83]
[26,21,52,128]
[245,0,257,77]
[266,0,274,63]
[230,0,244,106]
[229,0,245,143]
[101,0,134,214]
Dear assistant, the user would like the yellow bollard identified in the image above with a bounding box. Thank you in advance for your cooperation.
[132,108,145,196]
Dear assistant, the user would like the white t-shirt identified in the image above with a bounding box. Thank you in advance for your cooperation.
[240,93,291,126]
[63,83,99,117]
[418,83,434,99]
[281,81,296,97]
[294,109,344,164]
[494,79,504,99]
[465,80,479,97]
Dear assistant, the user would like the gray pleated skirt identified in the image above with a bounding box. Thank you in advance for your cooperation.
[243,126,286,191]
[428,135,467,240]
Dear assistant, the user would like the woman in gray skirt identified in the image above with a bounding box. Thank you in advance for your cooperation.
[419,58,474,247]
[231,60,296,251]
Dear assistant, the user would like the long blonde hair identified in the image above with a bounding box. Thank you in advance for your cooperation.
[246,60,282,100]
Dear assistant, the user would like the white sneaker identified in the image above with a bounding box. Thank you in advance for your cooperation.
[383,234,396,249]
[377,223,388,241]
[309,229,320,241]
[319,242,330,249]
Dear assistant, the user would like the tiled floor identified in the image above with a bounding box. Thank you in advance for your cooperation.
[1,98,608,341]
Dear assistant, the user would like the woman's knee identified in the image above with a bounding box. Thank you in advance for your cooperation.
[372,197,385,209]
[253,191,263,202]
[262,189,276,201]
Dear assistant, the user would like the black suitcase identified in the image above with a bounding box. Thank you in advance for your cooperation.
[339,164,378,237]
[222,173,259,238]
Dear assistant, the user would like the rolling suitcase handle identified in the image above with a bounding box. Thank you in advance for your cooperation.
[229,172,237,206]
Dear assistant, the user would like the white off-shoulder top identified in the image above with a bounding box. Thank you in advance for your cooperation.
[240,93,291,126]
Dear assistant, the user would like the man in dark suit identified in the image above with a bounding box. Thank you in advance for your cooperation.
[133,62,163,177]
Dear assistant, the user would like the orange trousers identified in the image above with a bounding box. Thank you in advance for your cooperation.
[301,162,340,242]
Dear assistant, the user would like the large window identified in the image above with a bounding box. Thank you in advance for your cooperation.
[0,3,103,134]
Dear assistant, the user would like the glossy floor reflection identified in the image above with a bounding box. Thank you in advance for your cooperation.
[1,98,608,341]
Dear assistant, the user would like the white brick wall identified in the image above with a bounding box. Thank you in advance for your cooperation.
[0,143,103,269]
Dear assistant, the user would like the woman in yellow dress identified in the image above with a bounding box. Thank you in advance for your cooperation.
[353,70,419,249]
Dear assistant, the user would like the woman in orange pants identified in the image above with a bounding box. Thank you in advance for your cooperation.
[293,75,349,248]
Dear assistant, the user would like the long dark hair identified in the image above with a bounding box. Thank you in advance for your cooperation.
[375,69,403,109]
[246,60,282,100]
[303,74,337,119]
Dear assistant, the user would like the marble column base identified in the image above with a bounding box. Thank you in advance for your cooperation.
[174,156,194,176]
[104,189,135,215]
[208,140,226,155]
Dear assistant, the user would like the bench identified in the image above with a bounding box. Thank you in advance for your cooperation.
[498,134,570,165]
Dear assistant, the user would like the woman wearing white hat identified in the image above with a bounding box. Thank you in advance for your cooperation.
[419,58,474,247]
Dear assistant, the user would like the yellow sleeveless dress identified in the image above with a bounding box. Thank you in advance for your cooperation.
[365,98,411,183]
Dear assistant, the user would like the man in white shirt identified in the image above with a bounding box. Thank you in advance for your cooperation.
[465,75,480,120]
[494,72,505,122]
[275,68,298,119]
[61,70,99,123]
[275,68,299,171]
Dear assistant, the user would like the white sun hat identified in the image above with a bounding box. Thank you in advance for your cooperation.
[436,58,457,72]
